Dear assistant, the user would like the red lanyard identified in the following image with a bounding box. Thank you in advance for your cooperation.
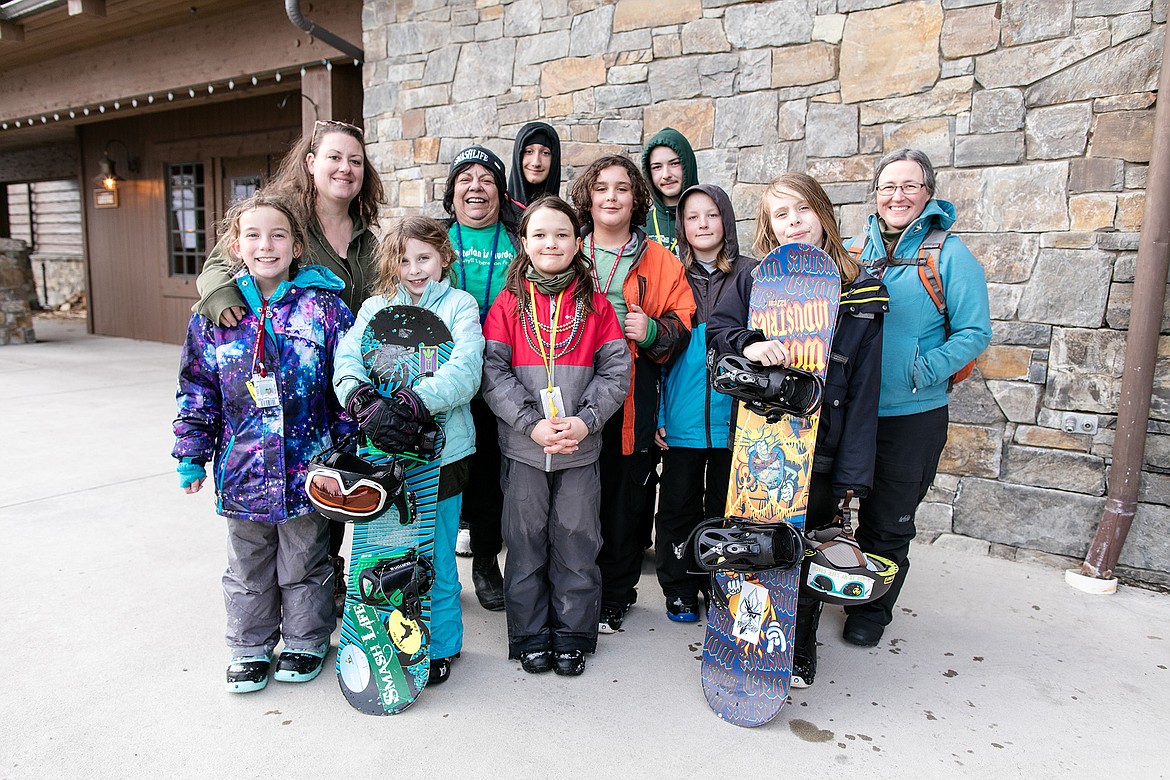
[251,297,269,377]
[589,234,626,296]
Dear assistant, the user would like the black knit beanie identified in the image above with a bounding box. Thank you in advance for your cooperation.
[443,145,508,217]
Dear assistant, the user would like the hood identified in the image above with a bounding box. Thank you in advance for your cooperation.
[233,263,345,301]
[507,122,562,207]
[388,276,452,309]
[674,184,740,265]
[641,127,699,208]
[867,198,957,251]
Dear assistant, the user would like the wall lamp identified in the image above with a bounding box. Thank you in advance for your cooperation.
[94,139,138,191]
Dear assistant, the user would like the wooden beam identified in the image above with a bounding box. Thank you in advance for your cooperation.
[67,0,106,18]
[0,20,25,42]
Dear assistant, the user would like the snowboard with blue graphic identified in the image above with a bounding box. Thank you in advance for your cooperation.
[701,244,840,727]
[336,306,450,716]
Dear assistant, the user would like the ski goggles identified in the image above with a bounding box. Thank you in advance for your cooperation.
[305,466,392,520]
[806,565,871,600]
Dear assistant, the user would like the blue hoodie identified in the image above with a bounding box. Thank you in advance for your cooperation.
[847,199,991,417]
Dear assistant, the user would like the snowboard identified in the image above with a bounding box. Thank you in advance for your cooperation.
[701,243,841,728]
[336,305,450,716]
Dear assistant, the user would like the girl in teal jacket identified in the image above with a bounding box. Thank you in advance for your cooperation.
[333,216,485,685]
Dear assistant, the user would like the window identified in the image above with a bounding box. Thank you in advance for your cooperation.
[167,162,207,277]
[229,175,262,206]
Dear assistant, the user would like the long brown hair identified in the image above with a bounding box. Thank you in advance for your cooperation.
[373,216,456,298]
[568,155,652,233]
[505,195,596,315]
[753,173,859,284]
[270,120,386,228]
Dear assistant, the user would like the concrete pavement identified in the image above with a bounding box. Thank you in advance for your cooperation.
[1,318,1167,779]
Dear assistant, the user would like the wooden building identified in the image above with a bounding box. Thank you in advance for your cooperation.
[0,0,365,343]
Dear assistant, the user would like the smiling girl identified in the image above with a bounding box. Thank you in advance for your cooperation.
[332,216,485,686]
[481,196,630,677]
[174,192,355,693]
[708,172,889,690]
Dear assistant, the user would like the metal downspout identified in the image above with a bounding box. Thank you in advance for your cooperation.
[1078,28,1170,582]
[285,0,364,64]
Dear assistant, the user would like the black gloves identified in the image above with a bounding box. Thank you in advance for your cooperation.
[346,385,436,455]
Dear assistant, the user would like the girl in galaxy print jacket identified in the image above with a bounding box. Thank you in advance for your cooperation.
[173,258,355,523]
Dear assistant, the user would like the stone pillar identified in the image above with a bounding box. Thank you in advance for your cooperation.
[0,237,37,345]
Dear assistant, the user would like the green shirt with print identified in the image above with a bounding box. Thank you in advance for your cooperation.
[449,222,516,321]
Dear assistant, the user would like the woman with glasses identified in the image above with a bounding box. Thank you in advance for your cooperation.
[193,119,388,612]
[840,148,991,649]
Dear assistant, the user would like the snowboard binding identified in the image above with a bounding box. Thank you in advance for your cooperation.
[689,517,805,574]
[710,353,824,421]
[356,550,435,620]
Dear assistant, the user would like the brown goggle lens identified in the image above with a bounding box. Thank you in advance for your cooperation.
[308,472,385,514]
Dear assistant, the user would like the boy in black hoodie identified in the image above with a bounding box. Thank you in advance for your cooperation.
[507,122,562,208]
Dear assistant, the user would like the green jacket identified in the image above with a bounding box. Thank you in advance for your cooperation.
[639,127,698,257]
[193,214,376,323]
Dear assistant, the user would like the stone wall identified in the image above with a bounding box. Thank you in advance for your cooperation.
[30,257,86,309]
[0,238,37,345]
[362,0,1170,583]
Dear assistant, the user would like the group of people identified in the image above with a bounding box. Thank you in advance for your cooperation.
[172,116,992,693]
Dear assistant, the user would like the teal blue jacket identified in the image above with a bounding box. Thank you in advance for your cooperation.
[847,199,991,417]
[333,279,485,467]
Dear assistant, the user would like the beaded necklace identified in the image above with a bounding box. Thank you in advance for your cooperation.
[520,289,586,360]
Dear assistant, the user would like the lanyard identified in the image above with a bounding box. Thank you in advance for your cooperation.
[589,234,626,296]
[454,222,503,318]
[251,297,270,377]
[528,282,564,396]
[650,206,677,254]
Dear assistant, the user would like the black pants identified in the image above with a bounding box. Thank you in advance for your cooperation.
[597,409,655,609]
[464,396,504,558]
[846,406,949,628]
[654,446,731,600]
[794,470,840,658]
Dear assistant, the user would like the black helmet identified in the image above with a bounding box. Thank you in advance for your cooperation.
[305,440,406,523]
[800,525,898,606]
[710,352,824,421]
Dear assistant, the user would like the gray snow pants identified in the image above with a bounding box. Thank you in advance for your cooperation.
[223,513,335,658]
[500,458,602,657]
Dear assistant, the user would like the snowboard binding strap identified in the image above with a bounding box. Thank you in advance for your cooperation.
[690,517,805,574]
[710,353,824,421]
[356,550,435,620]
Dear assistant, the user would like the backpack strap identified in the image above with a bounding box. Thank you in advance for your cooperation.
[916,228,950,331]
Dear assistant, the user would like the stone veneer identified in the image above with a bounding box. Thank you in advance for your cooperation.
[0,238,37,345]
[362,0,1169,584]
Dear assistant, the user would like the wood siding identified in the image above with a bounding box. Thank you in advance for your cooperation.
[6,180,84,259]
[82,93,301,344]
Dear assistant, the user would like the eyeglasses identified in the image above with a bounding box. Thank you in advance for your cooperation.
[875,182,926,196]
